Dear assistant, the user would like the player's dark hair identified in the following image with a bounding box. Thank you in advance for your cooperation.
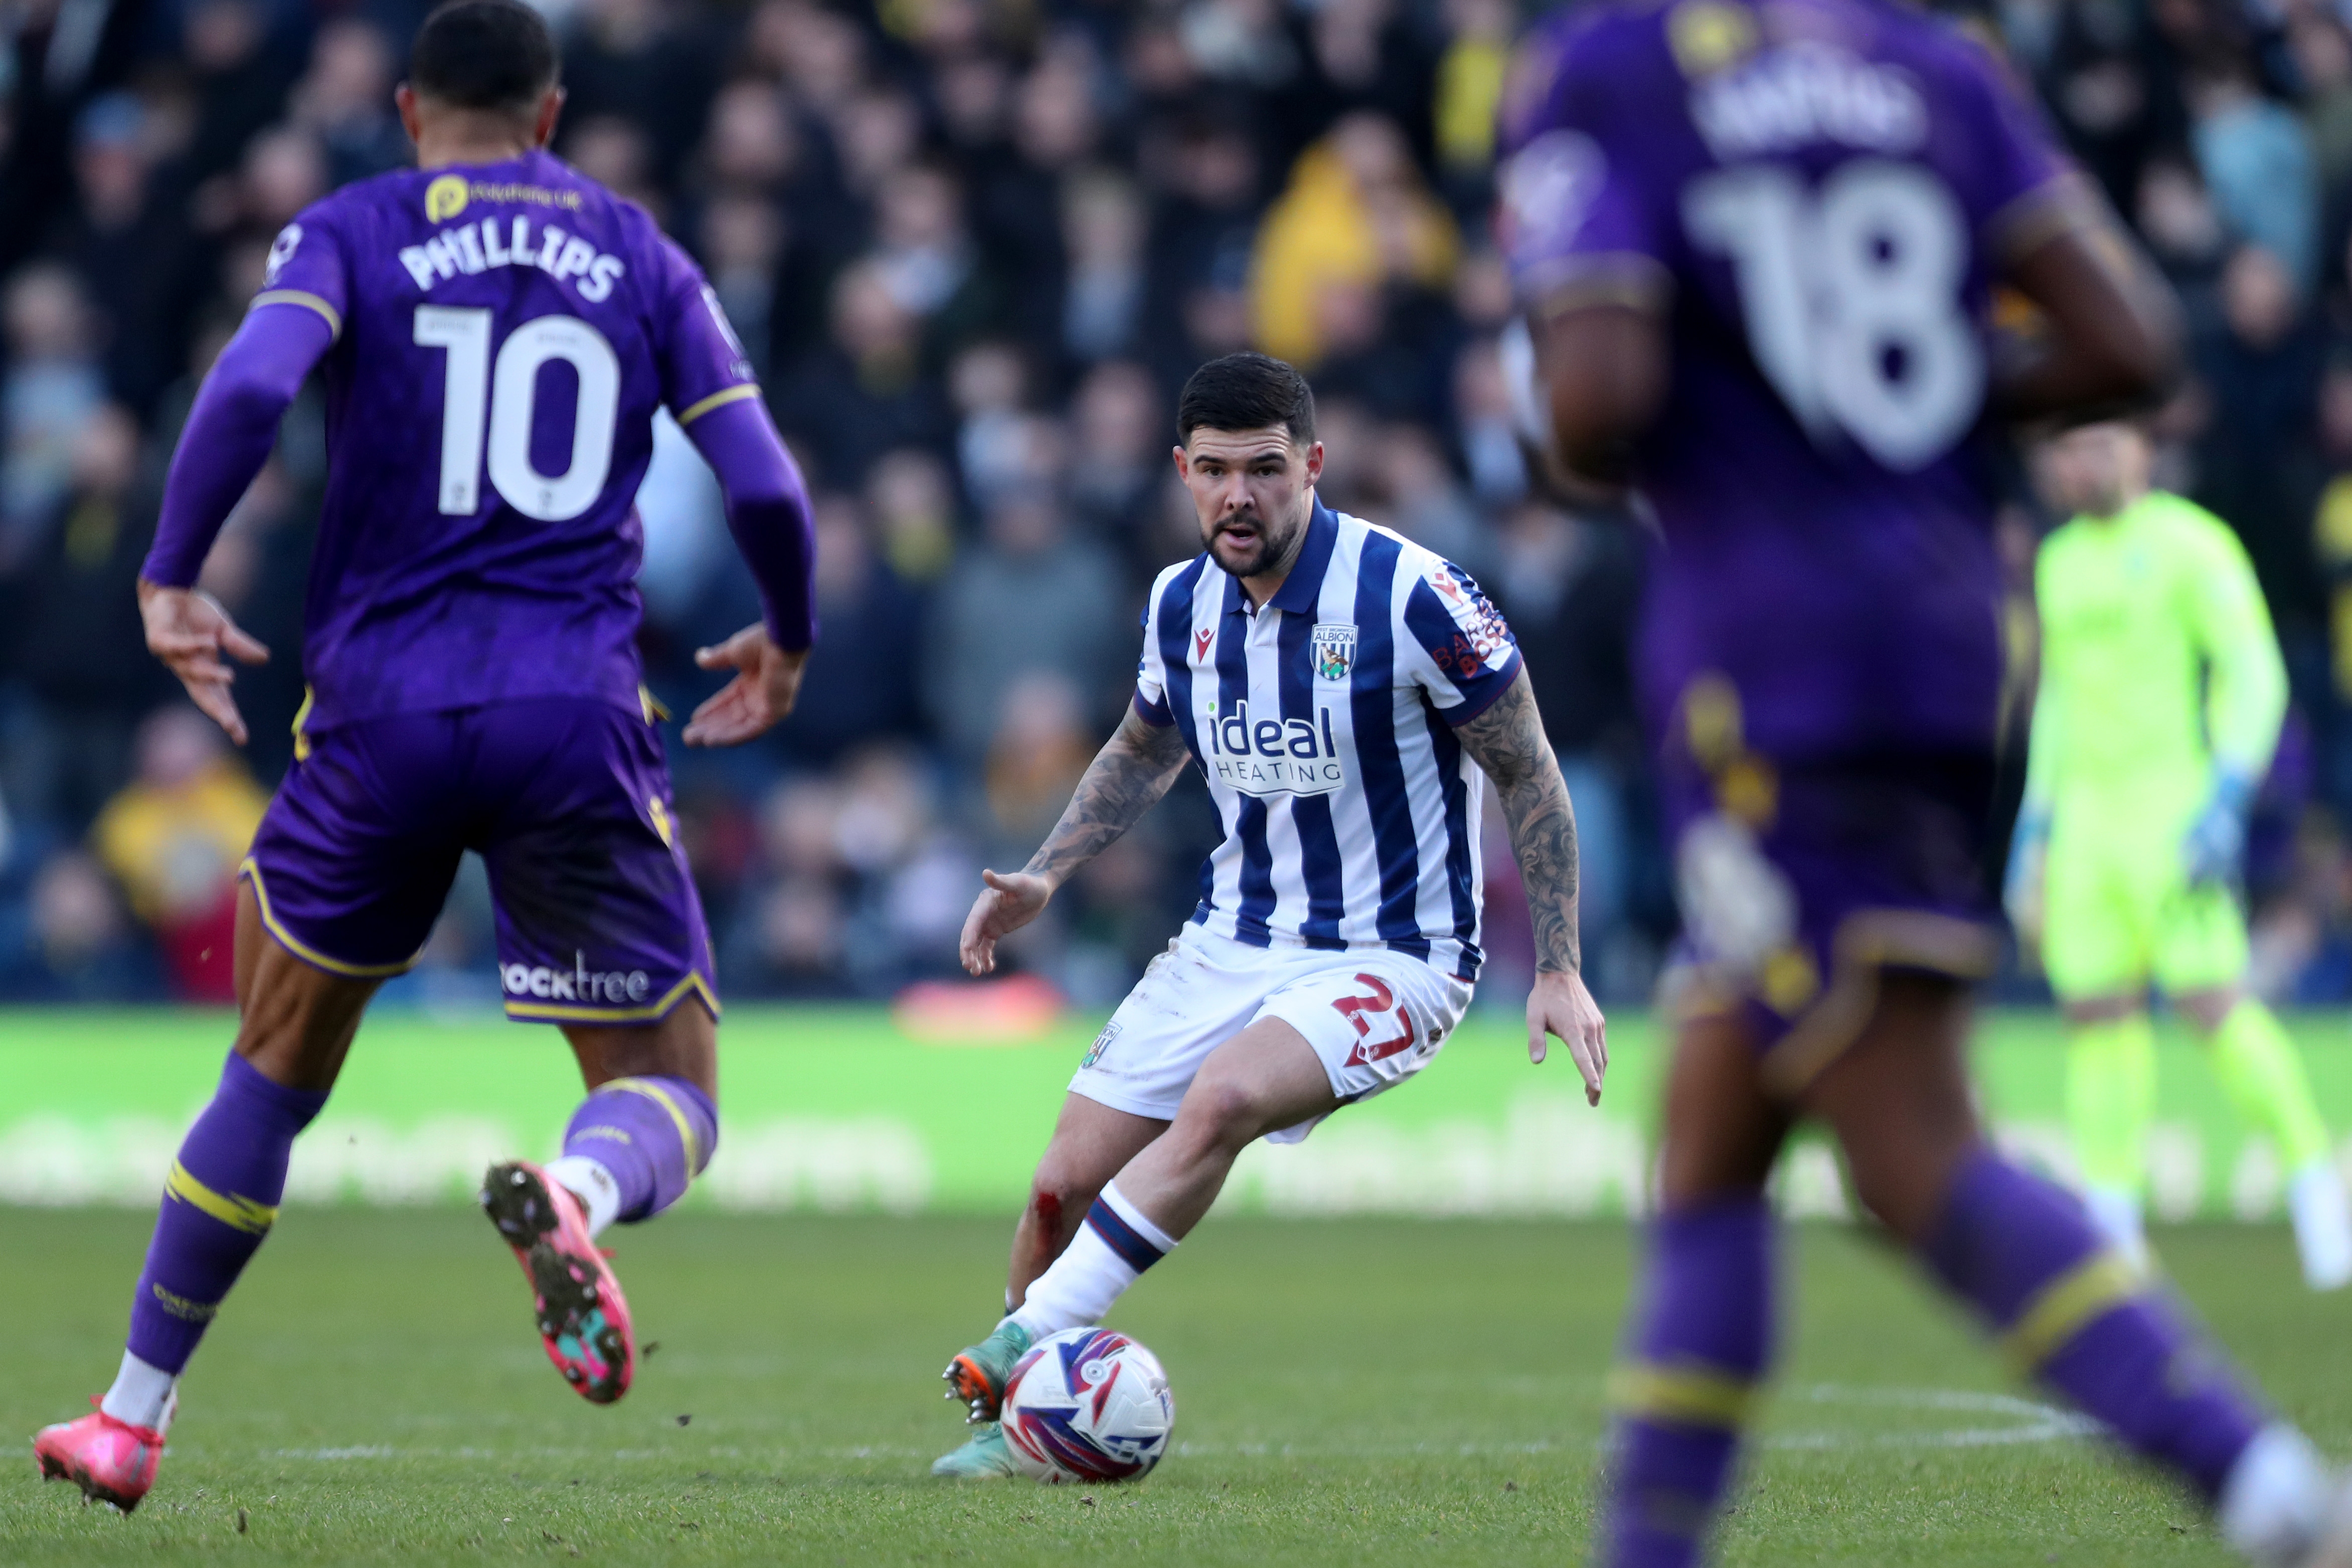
[1177,352,1316,446]
[409,0,559,115]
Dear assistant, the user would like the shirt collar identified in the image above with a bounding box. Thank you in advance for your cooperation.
[1227,497,1338,617]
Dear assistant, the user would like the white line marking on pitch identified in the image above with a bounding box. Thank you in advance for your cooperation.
[257,1386,2090,1467]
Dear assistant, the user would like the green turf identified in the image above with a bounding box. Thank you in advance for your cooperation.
[0,1210,2338,1564]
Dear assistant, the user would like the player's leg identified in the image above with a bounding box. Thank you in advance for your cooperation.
[2043,820,2161,1266]
[471,698,722,1405]
[1003,950,1468,1344]
[39,718,456,1510]
[2060,995,2158,1268]
[1811,972,2341,1565]
[1601,1004,1790,1568]
[67,890,372,1470]
[2162,882,2351,1290]
[1004,1095,1167,1312]
[934,1093,1164,1477]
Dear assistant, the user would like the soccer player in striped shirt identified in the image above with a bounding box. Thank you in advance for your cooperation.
[1508,0,2352,1560]
[36,0,814,1510]
[928,352,1609,1478]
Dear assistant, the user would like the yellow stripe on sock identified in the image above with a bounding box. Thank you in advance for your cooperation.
[1606,1361,1758,1430]
[602,1076,707,1174]
[2002,1251,2140,1372]
[164,1160,278,1235]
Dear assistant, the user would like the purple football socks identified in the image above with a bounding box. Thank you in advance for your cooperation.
[126,1052,327,1375]
[554,1076,717,1224]
[1923,1148,2261,1498]
[1604,1196,1776,1568]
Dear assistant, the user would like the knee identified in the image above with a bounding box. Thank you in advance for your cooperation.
[2174,987,2241,1037]
[1171,1073,1269,1157]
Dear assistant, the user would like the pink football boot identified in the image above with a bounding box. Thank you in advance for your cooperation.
[480,1160,635,1404]
[34,1402,166,1511]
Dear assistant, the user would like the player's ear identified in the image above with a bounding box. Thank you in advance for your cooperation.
[395,83,422,148]
[533,86,566,149]
[1171,444,1190,482]
[1302,441,1324,485]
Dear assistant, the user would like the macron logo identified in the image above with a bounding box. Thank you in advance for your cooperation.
[1194,627,1215,663]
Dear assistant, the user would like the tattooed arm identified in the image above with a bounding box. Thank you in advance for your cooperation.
[959,707,1194,975]
[1455,667,1609,1103]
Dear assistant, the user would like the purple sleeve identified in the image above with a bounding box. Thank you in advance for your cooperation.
[140,304,336,587]
[1944,34,2087,260]
[680,396,818,652]
[1496,21,1672,314]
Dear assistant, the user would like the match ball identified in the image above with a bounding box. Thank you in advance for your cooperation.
[999,1326,1174,1484]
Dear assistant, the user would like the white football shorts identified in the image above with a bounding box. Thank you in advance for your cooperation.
[1069,924,1474,1144]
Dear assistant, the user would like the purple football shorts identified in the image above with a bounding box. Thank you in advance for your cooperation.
[1659,747,2000,1095]
[240,696,717,1024]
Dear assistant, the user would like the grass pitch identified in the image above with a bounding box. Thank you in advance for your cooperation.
[0,1209,2337,1565]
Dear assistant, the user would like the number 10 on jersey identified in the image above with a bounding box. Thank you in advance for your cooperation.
[414,306,621,521]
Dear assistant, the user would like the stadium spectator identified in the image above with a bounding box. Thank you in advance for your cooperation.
[4,0,2349,1006]
[90,706,268,1001]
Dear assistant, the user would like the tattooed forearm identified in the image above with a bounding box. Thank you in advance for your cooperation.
[1456,670,1583,974]
[1023,708,1193,887]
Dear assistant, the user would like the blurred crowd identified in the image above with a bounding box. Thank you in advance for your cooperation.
[6,0,2352,1009]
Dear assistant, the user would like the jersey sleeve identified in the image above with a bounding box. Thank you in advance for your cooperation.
[1942,32,2091,264]
[250,199,354,341]
[648,234,761,428]
[1495,20,1673,316]
[2177,505,2287,777]
[1134,576,1174,727]
[1399,557,1524,723]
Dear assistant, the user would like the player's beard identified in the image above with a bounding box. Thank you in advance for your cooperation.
[1204,504,1303,580]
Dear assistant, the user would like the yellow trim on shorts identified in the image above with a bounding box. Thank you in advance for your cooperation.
[165,1160,278,1234]
[2002,1251,2142,1373]
[290,685,314,763]
[502,971,721,1025]
[251,290,343,339]
[239,857,422,979]
[600,1075,707,1172]
[674,384,761,427]
[1756,910,2003,1100]
[1606,1360,1759,1430]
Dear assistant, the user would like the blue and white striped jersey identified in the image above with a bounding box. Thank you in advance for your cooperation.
[1134,500,1523,982]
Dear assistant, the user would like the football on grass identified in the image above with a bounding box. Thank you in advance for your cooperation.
[999,1326,1174,1483]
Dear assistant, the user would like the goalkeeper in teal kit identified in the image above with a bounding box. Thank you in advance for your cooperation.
[2010,420,2351,1288]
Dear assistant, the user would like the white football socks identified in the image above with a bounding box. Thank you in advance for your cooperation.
[544,1155,622,1237]
[1008,1183,1178,1340]
[2082,1185,2150,1273]
[100,1349,178,1434]
[2220,1423,2333,1566]
[2288,1163,2352,1292]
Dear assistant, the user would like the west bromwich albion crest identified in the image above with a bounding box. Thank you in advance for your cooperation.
[1310,623,1356,681]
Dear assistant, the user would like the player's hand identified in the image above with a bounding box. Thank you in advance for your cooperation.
[959,869,1052,976]
[2181,769,2255,887]
[2003,813,2049,955]
[683,623,808,747]
[137,579,269,746]
[1528,967,1607,1106]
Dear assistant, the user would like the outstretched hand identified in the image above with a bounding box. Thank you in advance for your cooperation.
[1527,968,1608,1106]
[684,623,808,747]
[138,579,269,745]
[959,869,1053,976]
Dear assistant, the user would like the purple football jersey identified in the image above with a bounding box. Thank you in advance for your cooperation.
[1499,0,2076,761]
[244,149,755,731]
